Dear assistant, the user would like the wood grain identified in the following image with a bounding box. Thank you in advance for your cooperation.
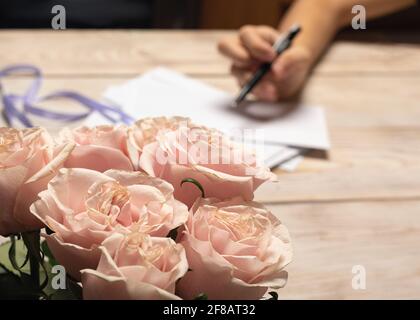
[0,30,229,76]
[0,30,419,76]
[269,200,420,299]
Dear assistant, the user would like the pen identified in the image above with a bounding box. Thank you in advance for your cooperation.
[232,24,302,107]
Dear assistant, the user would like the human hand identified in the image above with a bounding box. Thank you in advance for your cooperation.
[218,25,312,101]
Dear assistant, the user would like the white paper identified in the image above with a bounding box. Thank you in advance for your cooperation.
[278,155,304,172]
[88,67,330,150]
[83,67,331,172]
[243,142,303,170]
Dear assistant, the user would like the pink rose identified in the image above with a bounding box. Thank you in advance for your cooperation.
[138,124,276,207]
[30,168,189,279]
[177,197,292,300]
[0,127,74,235]
[59,125,133,172]
[126,116,196,169]
[81,232,188,300]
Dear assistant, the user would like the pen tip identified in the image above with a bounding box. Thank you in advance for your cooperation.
[232,95,245,107]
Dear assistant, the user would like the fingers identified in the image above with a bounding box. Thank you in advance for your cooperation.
[218,37,253,68]
[218,25,280,68]
[231,65,278,102]
[231,65,253,83]
[271,47,311,81]
[271,52,295,81]
[239,25,277,62]
[231,47,312,101]
[252,82,279,102]
[254,25,280,45]
[221,27,312,102]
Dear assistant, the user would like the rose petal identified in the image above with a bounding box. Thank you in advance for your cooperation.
[46,233,101,281]
[81,269,181,300]
[64,145,133,172]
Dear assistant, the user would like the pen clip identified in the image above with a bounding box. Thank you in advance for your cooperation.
[273,24,301,53]
[273,34,288,52]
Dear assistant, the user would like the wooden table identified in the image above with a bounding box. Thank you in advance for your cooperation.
[1,30,420,299]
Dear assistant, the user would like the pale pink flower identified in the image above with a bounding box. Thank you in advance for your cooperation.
[126,116,196,169]
[30,168,189,279]
[139,124,276,207]
[81,232,188,300]
[0,127,74,235]
[59,125,133,172]
[177,197,292,300]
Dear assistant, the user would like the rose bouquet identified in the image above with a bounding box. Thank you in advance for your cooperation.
[0,117,292,300]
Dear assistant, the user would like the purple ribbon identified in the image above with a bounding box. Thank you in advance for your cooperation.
[0,64,134,128]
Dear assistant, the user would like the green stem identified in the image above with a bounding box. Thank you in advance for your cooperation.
[29,249,40,287]
[22,230,41,288]
[180,178,205,198]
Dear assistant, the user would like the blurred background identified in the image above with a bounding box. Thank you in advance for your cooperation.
[0,0,419,29]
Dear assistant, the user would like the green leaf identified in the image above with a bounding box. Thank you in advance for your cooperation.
[0,235,52,290]
[0,262,9,273]
[8,235,19,270]
[41,240,58,266]
[180,178,205,198]
[8,235,29,271]
[0,236,60,299]
[0,264,42,300]
[0,237,30,276]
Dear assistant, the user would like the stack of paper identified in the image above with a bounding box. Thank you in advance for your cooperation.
[85,67,330,171]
